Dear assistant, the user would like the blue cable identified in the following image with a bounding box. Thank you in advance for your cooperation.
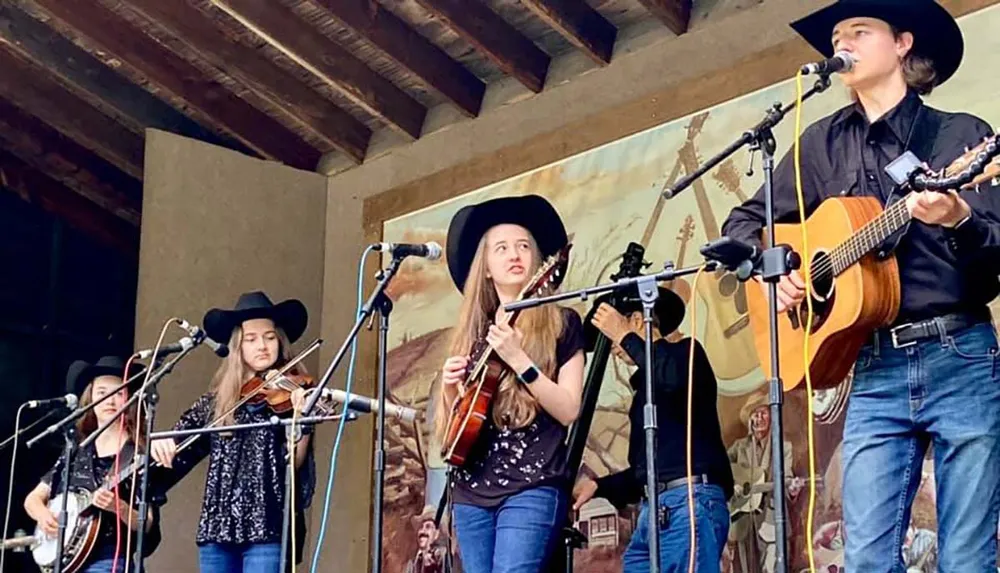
[310,245,373,572]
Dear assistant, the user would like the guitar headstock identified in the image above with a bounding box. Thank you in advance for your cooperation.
[938,134,1000,189]
[678,215,695,242]
[518,243,572,300]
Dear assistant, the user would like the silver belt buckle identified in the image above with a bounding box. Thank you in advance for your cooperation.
[890,322,916,349]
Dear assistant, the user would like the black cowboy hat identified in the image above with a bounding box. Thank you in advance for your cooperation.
[790,0,964,87]
[446,194,568,291]
[65,356,146,398]
[203,291,308,344]
[582,286,686,352]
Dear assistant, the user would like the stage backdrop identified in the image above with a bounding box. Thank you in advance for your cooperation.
[375,5,1000,572]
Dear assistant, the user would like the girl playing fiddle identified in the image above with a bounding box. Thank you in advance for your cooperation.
[24,356,162,573]
[436,195,586,572]
[150,291,315,573]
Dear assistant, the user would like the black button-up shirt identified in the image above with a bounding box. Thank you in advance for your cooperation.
[722,89,1000,323]
[594,335,733,508]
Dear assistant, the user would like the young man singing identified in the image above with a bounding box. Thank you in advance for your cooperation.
[722,1,1000,570]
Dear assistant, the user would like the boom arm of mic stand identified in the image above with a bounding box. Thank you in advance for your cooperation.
[25,366,154,449]
[301,255,404,416]
[79,347,192,450]
[662,74,832,200]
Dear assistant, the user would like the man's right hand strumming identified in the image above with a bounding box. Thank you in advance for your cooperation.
[150,438,178,468]
[757,269,806,313]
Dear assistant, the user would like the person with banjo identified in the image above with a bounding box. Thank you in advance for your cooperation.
[23,356,162,573]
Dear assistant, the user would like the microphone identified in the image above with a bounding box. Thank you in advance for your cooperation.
[372,242,442,261]
[27,394,78,409]
[177,320,230,358]
[312,388,419,423]
[136,337,196,360]
[800,51,854,75]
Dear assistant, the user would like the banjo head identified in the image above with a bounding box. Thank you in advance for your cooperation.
[32,491,95,571]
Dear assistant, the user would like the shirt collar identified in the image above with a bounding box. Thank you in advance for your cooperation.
[833,89,923,144]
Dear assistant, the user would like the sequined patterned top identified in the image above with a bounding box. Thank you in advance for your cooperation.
[452,307,585,508]
[166,393,316,546]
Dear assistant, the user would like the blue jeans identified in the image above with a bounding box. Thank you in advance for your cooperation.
[622,484,729,573]
[81,558,127,573]
[198,542,282,573]
[843,322,1000,572]
[453,485,566,573]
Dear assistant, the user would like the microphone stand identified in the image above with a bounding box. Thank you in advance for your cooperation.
[148,413,356,570]
[506,261,716,573]
[660,72,833,573]
[299,253,406,573]
[74,346,195,573]
[0,407,65,451]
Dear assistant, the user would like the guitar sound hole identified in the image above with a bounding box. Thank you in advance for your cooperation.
[797,250,834,333]
[718,272,748,314]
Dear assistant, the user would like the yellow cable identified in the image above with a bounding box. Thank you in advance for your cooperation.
[794,71,818,573]
[686,265,707,573]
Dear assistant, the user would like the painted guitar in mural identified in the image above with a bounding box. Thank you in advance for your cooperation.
[747,135,1000,390]
[677,113,758,380]
[442,245,571,465]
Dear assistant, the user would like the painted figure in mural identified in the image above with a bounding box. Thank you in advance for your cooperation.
[435,195,586,572]
[149,292,316,573]
[722,0,1000,570]
[570,285,734,572]
[405,505,449,573]
[726,392,803,573]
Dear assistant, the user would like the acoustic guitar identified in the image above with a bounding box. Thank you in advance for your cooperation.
[442,245,572,466]
[747,135,1000,390]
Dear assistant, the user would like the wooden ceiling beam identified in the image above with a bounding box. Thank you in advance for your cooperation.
[0,3,239,153]
[313,0,484,117]
[0,42,144,178]
[0,151,138,258]
[412,0,550,93]
[521,0,617,65]
[29,0,322,171]
[0,97,142,226]
[212,0,427,139]
[637,0,692,35]
[121,0,371,163]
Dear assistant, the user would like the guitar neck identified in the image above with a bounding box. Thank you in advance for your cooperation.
[828,198,911,275]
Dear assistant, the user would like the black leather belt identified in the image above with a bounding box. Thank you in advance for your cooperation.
[878,312,989,349]
[644,474,709,499]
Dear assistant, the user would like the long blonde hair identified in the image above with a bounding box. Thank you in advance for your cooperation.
[210,323,303,426]
[435,229,563,443]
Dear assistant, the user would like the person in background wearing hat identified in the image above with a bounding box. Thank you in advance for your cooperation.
[726,392,803,573]
[405,505,448,573]
[149,291,315,573]
[434,195,586,572]
[23,357,162,572]
[570,286,733,573]
[722,0,1000,569]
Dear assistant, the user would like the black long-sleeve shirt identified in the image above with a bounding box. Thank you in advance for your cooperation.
[721,89,1000,323]
[594,335,733,508]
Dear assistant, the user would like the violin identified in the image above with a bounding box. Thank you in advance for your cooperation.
[240,371,318,415]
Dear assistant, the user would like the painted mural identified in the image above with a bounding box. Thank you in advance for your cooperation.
[375,5,1000,572]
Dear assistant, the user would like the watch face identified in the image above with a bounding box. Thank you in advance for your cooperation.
[521,365,539,383]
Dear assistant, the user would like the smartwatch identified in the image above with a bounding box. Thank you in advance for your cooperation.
[517,364,540,384]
